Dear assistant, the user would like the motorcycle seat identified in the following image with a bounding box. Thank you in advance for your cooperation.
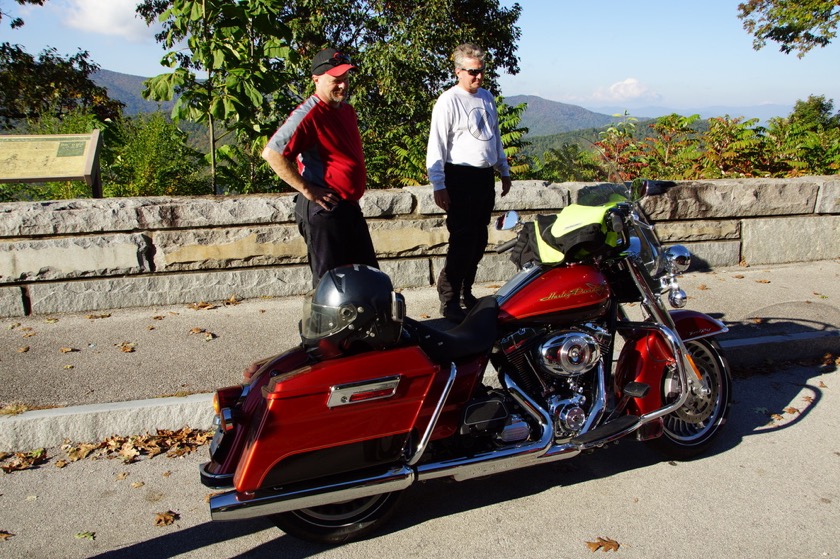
[405,296,499,363]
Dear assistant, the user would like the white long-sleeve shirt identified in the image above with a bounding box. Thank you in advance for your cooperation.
[426,85,510,191]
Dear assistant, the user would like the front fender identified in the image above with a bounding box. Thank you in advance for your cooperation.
[669,310,728,342]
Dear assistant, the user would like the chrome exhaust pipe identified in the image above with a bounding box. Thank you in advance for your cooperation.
[210,465,415,521]
[416,373,580,482]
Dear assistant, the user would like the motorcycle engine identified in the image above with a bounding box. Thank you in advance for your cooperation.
[538,331,601,377]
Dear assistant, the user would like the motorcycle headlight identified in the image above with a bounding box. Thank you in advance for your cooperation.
[665,245,691,274]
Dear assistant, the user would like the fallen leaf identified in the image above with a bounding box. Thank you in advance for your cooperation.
[733,274,745,279]
[224,295,240,306]
[154,510,180,526]
[63,365,74,369]
[204,332,217,341]
[45,317,59,324]
[189,327,205,335]
[147,325,156,331]
[55,459,68,469]
[586,537,620,552]
[115,471,129,480]
[131,481,145,489]
[116,342,136,353]
[0,448,48,473]
[803,396,814,403]
[59,347,79,353]
[162,471,171,478]
[420,313,431,319]
[771,413,784,421]
[750,317,765,324]
[7,322,21,330]
[0,530,14,541]
[74,531,96,540]
[22,332,36,338]
[756,279,771,284]
[819,381,828,388]
[152,315,165,321]
[784,407,800,415]
[17,346,29,353]
[86,313,111,320]
[187,301,217,311]
[697,284,709,290]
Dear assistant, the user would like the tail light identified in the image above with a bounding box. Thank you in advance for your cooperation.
[212,386,244,432]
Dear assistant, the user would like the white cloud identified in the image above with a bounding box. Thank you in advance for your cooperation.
[63,0,156,43]
[592,78,662,104]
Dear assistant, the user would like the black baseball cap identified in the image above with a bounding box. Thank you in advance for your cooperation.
[311,48,357,77]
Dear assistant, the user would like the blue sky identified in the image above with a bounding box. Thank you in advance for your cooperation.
[3,0,839,113]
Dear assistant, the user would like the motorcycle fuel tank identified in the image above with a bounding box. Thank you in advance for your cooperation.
[498,264,610,325]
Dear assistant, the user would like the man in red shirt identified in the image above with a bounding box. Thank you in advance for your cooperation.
[262,48,378,287]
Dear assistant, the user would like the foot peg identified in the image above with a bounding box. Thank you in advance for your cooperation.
[623,382,650,399]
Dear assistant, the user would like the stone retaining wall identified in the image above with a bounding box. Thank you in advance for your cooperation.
[1,177,838,317]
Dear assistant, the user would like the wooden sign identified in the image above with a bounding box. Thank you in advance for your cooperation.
[0,130,103,197]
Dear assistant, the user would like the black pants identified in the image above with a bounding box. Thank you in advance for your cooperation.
[295,194,379,287]
[437,164,496,304]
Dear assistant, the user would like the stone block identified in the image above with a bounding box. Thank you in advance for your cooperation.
[682,241,742,270]
[0,234,152,282]
[0,285,24,317]
[655,219,740,242]
[0,194,297,237]
[152,225,306,272]
[369,218,448,257]
[27,267,312,314]
[815,178,840,214]
[361,188,415,217]
[742,215,840,265]
[381,258,432,289]
[134,194,295,228]
[643,179,819,220]
[405,181,570,215]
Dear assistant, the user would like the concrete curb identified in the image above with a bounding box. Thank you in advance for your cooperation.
[2,330,837,452]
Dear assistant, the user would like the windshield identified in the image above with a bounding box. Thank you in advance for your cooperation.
[575,183,631,207]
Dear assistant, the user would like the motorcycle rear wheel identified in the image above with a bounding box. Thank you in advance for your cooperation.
[270,491,404,544]
[647,338,732,459]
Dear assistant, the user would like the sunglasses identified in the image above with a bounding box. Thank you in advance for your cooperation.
[315,52,353,72]
[328,52,352,66]
[459,67,485,77]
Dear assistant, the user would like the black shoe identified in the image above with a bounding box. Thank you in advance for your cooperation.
[461,292,478,311]
[440,301,467,324]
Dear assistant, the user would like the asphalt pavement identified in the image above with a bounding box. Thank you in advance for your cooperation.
[1,259,838,451]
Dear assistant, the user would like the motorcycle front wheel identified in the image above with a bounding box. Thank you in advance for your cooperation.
[647,338,733,459]
[270,491,404,544]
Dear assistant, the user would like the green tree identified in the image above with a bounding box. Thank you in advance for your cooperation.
[139,0,521,191]
[0,44,123,128]
[593,112,644,181]
[531,142,602,183]
[789,94,840,129]
[701,116,764,178]
[0,0,47,29]
[738,0,840,57]
[138,0,297,194]
[640,113,704,179]
[104,111,207,197]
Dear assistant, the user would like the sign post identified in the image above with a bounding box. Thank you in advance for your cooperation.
[0,130,103,198]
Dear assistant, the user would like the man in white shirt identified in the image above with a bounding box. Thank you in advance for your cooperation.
[426,43,512,323]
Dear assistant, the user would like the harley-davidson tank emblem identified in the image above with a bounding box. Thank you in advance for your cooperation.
[539,283,608,302]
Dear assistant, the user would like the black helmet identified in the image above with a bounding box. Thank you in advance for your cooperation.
[301,264,406,358]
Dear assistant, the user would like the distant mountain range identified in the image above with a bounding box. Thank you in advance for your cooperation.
[93,69,175,115]
[93,70,794,137]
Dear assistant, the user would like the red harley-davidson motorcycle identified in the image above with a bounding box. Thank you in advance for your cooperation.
[200,179,732,544]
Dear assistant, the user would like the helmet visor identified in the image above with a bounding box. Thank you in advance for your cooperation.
[301,293,358,341]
